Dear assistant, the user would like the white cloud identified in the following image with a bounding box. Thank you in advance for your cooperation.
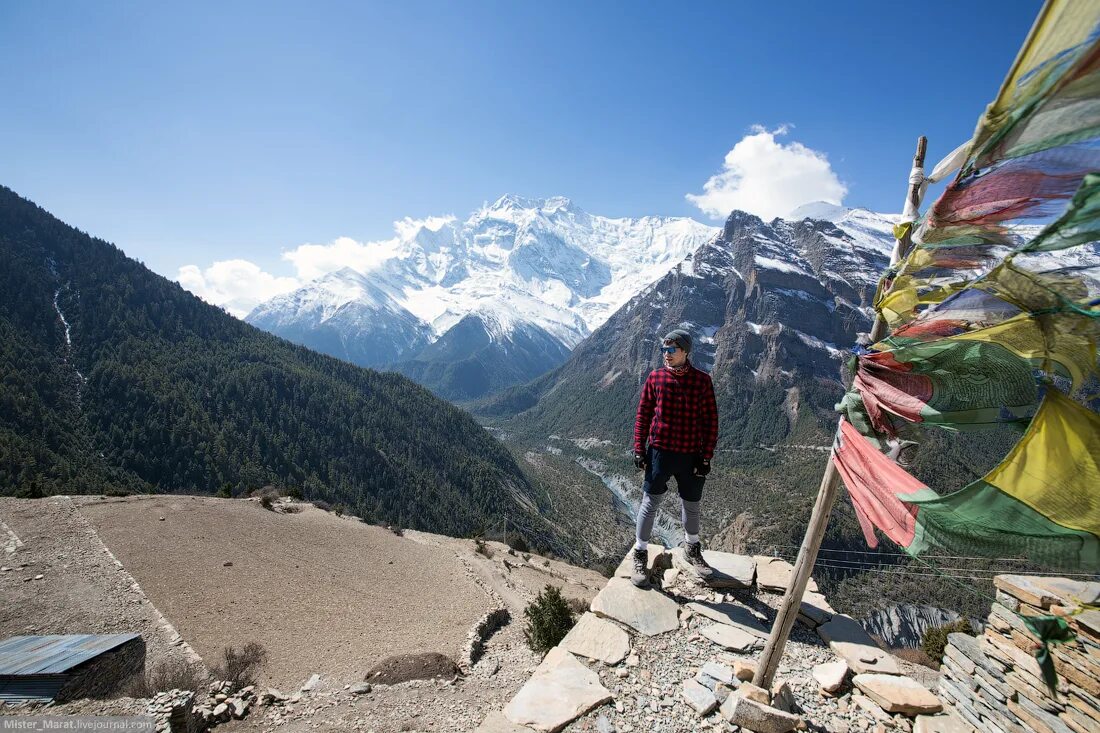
[687,125,847,221]
[176,260,299,319]
[282,215,455,281]
[177,216,459,318]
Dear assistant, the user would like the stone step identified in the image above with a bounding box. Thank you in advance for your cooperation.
[817,614,901,675]
[502,647,613,731]
[559,612,630,665]
[590,577,679,636]
[686,600,770,638]
[671,548,755,589]
[853,673,944,716]
[700,623,764,653]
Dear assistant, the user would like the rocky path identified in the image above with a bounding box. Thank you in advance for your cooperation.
[480,547,967,733]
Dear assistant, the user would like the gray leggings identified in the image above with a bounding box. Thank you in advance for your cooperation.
[636,492,700,544]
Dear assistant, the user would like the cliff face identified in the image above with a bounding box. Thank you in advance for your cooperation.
[860,604,980,648]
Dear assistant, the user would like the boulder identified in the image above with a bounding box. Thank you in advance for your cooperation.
[812,661,849,693]
[687,601,769,638]
[720,694,802,733]
[590,578,679,636]
[817,615,900,675]
[672,548,755,588]
[560,612,631,665]
[700,623,762,653]
[503,648,613,731]
[681,678,718,715]
[853,673,943,716]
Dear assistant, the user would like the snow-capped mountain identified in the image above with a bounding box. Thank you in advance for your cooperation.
[246,195,718,397]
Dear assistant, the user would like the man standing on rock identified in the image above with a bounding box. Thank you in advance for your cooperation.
[631,329,719,587]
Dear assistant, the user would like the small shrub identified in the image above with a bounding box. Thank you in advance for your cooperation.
[505,531,529,553]
[921,619,975,664]
[333,503,347,517]
[210,642,267,693]
[891,646,939,670]
[523,585,576,654]
[474,539,493,559]
[286,486,303,500]
[312,499,332,512]
[259,495,274,511]
[217,483,233,498]
[120,660,208,697]
[566,596,589,616]
[389,525,404,536]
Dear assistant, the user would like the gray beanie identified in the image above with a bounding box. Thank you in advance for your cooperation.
[663,329,692,354]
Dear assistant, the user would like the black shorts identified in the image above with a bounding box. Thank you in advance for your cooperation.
[642,446,705,502]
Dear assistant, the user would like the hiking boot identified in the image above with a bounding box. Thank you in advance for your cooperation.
[630,548,650,588]
[684,541,713,578]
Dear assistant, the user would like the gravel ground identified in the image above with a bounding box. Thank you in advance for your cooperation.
[557,572,940,733]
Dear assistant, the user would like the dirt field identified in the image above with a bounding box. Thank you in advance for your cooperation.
[71,495,491,689]
[0,494,608,731]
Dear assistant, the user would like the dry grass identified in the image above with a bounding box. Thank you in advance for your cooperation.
[119,660,210,698]
[210,642,267,692]
[890,646,938,669]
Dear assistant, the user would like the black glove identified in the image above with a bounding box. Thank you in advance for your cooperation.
[633,452,647,471]
[694,455,711,477]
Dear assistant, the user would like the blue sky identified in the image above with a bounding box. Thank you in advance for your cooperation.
[2,1,1040,308]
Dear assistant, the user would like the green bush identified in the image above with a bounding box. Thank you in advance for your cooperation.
[921,619,975,664]
[523,585,576,654]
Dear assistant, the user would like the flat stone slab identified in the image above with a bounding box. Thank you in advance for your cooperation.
[614,544,668,579]
[799,591,835,626]
[720,694,802,732]
[687,600,769,638]
[853,673,943,716]
[560,612,630,665]
[700,623,762,653]
[700,661,735,685]
[590,577,679,636]
[503,647,613,731]
[682,678,718,715]
[753,556,820,593]
[672,548,755,588]
[913,711,976,733]
[812,660,849,693]
[476,711,536,732]
[817,614,900,675]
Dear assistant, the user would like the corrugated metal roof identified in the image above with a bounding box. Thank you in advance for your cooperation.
[0,634,141,675]
[0,674,67,704]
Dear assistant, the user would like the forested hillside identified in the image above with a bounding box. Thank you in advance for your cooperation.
[0,185,545,540]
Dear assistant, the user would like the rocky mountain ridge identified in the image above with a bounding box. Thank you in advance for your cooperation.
[245,195,717,399]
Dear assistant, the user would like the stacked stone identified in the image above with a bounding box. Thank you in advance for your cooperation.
[146,689,198,733]
[937,574,1100,733]
[190,680,257,728]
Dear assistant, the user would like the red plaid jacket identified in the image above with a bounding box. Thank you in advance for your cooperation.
[633,363,719,459]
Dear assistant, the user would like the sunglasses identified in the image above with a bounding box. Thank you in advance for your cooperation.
[660,346,680,354]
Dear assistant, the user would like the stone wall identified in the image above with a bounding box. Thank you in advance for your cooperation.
[937,574,1099,733]
[56,636,146,702]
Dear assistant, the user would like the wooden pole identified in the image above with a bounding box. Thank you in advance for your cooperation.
[752,136,929,690]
